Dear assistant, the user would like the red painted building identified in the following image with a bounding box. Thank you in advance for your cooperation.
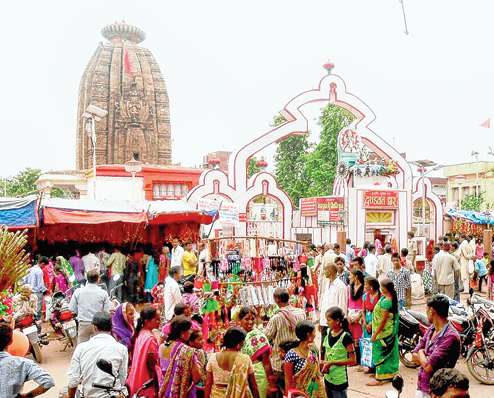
[96,164,203,201]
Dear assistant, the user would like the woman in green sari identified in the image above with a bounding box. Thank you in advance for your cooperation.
[237,306,274,398]
[367,278,399,386]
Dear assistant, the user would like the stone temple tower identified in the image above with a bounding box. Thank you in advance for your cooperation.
[76,22,171,170]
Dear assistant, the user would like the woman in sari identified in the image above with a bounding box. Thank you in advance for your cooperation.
[367,278,399,386]
[127,305,161,397]
[205,327,260,398]
[160,316,202,398]
[348,269,364,362]
[237,306,273,398]
[359,277,381,373]
[159,246,171,284]
[145,253,159,302]
[284,321,326,398]
[112,302,135,349]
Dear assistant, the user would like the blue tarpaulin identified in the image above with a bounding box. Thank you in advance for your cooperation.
[0,196,38,228]
[446,208,494,225]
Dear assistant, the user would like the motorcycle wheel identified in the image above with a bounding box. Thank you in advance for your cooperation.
[467,344,494,385]
[69,334,77,348]
[31,343,43,363]
[398,335,419,368]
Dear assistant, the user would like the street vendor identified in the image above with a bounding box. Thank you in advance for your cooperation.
[12,284,37,322]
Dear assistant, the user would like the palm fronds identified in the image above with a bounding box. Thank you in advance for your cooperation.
[0,226,31,291]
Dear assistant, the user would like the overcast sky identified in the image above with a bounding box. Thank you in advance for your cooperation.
[1,0,494,178]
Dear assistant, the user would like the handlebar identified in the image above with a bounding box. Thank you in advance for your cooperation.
[92,383,120,391]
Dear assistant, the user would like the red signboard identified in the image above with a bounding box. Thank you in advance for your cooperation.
[300,198,318,217]
[317,197,344,222]
[238,213,247,223]
[363,191,399,209]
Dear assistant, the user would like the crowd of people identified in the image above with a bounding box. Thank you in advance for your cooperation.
[0,234,478,397]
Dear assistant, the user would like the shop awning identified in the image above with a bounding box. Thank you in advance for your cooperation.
[147,200,217,225]
[40,198,216,226]
[0,196,38,228]
[41,198,147,224]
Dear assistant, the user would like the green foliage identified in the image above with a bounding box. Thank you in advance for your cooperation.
[273,104,355,206]
[247,157,261,178]
[274,136,311,205]
[0,168,70,198]
[461,192,486,211]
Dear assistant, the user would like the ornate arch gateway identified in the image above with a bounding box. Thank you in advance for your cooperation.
[187,65,443,244]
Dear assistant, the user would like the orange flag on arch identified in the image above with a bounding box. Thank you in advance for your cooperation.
[480,118,491,128]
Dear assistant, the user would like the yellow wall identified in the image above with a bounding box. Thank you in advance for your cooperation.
[442,162,494,209]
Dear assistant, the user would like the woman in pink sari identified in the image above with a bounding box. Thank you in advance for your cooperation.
[127,305,161,397]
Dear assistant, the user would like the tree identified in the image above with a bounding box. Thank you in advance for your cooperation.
[461,192,486,211]
[247,157,261,178]
[274,135,311,205]
[0,168,69,198]
[304,105,354,197]
[273,104,354,205]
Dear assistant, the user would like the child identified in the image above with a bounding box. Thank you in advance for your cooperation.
[188,329,207,398]
[488,260,494,301]
[475,253,489,292]
[469,271,479,298]
[321,306,356,398]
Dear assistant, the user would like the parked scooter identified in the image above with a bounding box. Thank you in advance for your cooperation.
[15,313,48,363]
[50,290,77,350]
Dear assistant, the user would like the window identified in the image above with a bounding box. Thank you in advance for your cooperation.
[153,183,189,199]
[133,152,140,161]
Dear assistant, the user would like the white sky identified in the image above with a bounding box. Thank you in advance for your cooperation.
[1,0,494,178]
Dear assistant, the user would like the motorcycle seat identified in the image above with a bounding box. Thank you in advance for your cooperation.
[406,310,430,326]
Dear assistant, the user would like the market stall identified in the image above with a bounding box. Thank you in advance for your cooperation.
[36,198,215,250]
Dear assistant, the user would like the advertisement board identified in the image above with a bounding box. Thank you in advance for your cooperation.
[317,197,344,223]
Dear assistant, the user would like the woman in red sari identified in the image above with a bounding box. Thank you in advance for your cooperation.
[127,305,161,397]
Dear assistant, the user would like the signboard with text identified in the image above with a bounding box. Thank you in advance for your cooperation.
[300,196,345,222]
[300,198,318,217]
[363,190,399,209]
[197,198,239,226]
[317,197,344,222]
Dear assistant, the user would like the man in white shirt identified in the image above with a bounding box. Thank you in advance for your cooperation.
[319,263,348,350]
[319,263,348,326]
[67,312,128,398]
[433,243,460,299]
[364,244,378,278]
[164,266,183,322]
[82,251,101,274]
[198,242,209,277]
[459,235,473,293]
[69,270,110,344]
[171,238,184,269]
[377,245,393,279]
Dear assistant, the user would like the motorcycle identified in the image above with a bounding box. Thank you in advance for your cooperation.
[459,297,494,384]
[94,358,154,397]
[15,313,48,363]
[398,308,429,368]
[50,290,77,350]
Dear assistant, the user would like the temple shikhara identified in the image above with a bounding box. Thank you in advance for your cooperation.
[76,22,172,169]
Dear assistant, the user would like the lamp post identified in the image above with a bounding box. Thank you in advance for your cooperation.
[411,160,439,237]
[125,155,143,201]
[83,104,108,199]
[456,175,466,211]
